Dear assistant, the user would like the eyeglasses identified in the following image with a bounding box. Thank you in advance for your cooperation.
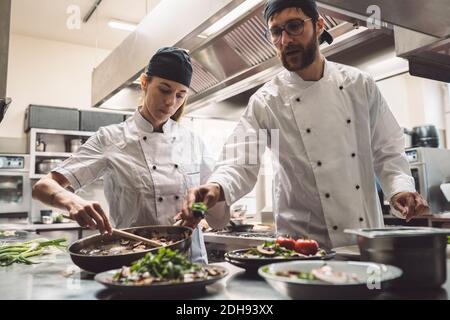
[264,18,312,44]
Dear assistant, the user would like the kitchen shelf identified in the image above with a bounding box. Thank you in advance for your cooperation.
[35,152,73,158]
[28,128,95,179]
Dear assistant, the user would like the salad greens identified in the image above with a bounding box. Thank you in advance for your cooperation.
[113,248,201,284]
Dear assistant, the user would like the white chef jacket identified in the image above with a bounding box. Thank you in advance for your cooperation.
[54,110,229,263]
[208,60,415,249]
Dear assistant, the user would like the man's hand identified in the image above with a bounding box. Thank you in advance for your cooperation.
[390,191,430,222]
[176,183,223,228]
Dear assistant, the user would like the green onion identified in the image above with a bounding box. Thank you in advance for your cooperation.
[0,238,66,267]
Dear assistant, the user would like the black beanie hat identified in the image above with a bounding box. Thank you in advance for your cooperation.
[263,0,333,45]
[146,47,193,88]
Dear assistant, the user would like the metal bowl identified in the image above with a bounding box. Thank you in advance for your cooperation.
[258,260,402,299]
[345,227,450,288]
[68,225,193,273]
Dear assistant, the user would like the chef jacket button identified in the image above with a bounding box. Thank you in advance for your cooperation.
[143,136,147,141]
[317,161,322,166]
[152,165,157,170]
[333,225,338,230]
[347,119,351,124]
[306,128,311,133]
[339,85,344,90]
[175,195,180,200]
[325,193,330,198]
[158,197,163,202]
[356,185,360,190]
[351,153,356,158]
[174,164,179,169]
[359,217,364,222]
[296,97,301,102]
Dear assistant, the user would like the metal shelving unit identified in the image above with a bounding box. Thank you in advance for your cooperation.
[29,128,95,179]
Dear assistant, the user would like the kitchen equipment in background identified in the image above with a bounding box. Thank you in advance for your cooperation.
[403,128,413,149]
[36,159,63,174]
[345,227,450,289]
[35,139,46,152]
[79,110,124,132]
[411,125,439,148]
[69,138,83,153]
[40,210,53,224]
[405,147,450,213]
[24,105,80,132]
[0,155,30,215]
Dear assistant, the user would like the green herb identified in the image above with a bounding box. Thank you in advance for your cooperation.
[0,238,67,267]
[122,248,201,281]
[447,236,450,245]
[191,202,207,213]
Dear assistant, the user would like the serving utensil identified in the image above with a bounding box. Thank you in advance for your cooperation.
[63,214,163,248]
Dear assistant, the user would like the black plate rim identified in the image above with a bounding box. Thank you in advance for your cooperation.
[94,265,229,292]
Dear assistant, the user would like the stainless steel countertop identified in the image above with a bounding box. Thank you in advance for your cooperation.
[0,253,285,300]
[1,248,449,300]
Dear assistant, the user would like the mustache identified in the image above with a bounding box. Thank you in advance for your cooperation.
[282,45,304,54]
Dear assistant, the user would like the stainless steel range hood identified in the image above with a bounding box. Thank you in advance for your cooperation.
[318,0,450,82]
[92,0,450,115]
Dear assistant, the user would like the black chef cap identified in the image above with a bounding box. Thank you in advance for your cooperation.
[146,47,193,88]
[263,0,333,45]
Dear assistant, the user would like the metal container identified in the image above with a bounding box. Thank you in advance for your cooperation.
[345,227,450,289]
[37,159,63,174]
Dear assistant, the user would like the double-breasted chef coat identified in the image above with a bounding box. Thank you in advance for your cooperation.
[54,110,229,263]
[208,60,416,249]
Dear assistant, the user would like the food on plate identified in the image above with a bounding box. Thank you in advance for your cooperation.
[262,264,362,284]
[235,238,326,259]
[77,236,177,256]
[0,238,67,266]
[112,247,225,285]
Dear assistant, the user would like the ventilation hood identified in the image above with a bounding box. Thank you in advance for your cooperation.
[318,0,450,82]
[92,0,450,115]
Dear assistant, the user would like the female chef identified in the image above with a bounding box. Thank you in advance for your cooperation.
[32,47,228,263]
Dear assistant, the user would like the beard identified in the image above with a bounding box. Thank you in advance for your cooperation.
[280,32,318,72]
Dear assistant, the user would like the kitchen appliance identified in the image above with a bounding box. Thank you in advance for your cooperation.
[411,125,439,148]
[36,159,63,174]
[345,227,450,289]
[24,105,80,132]
[0,154,30,215]
[405,147,450,213]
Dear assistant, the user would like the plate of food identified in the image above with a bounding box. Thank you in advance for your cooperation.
[95,247,228,295]
[224,237,335,273]
[258,260,402,299]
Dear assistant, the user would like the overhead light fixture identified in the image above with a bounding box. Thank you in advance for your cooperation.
[108,19,138,32]
[198,0,263,38]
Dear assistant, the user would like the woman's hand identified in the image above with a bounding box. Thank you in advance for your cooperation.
[65,195,112,235]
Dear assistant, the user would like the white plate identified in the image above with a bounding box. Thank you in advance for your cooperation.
[258,260,402,299]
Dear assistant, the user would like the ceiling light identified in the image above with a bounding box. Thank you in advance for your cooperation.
[198,0,263,38]
[108,19,138,32]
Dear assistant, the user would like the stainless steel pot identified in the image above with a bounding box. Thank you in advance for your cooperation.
[345,227,450,289]
[37,159,63,174]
